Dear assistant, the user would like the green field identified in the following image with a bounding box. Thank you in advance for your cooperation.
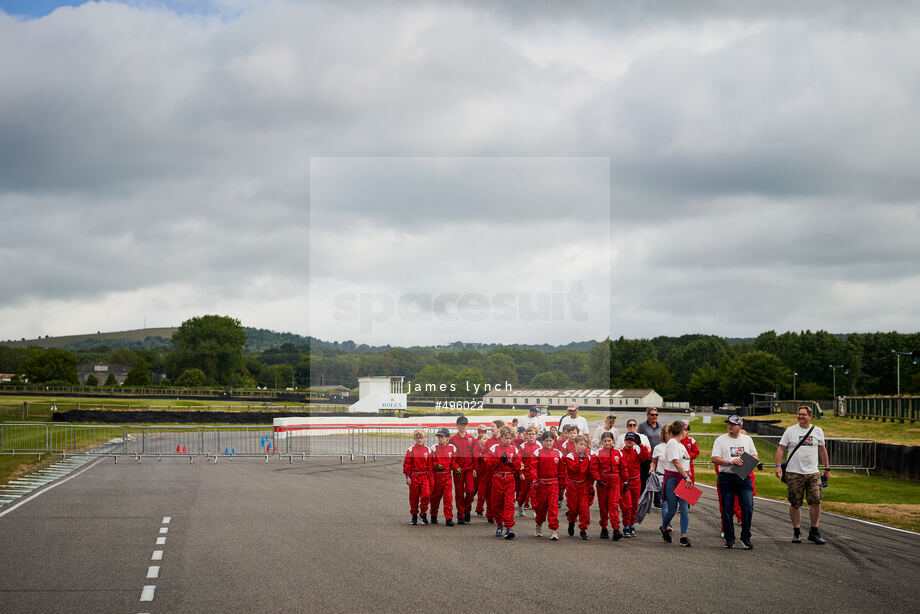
[743,414,920,446]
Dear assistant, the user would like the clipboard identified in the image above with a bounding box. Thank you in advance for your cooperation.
[724,452,758,480]
[674,479,702,506]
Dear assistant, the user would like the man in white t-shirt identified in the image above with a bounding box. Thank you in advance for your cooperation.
[519,406,547,434]
[711,415,759,549]
[775,406,830,545]
[558,403,590,447]
[591,415,619,450]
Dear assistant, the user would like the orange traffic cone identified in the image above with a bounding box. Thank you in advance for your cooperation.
[176,444,180,453]
[266,443,271,453]
[182,445,187,453]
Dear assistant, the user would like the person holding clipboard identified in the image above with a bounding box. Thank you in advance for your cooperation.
[659,421,695,547]
[711,415,759,549]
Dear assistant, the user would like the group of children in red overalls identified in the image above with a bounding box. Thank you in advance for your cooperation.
[403,414,651,541]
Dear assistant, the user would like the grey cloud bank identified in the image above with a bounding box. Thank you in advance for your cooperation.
[0,0,918,343]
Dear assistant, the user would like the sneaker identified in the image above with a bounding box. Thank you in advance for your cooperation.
[504,529,516,539]
[430,515,438,525]
[523,502,532,510]
[535,524,543,537]
[612,529,623,541]
[720,531,725,539]
[630,526,638,536]
[568,522,575,537]
[445,519,454,526]
[741,540,753,549]
[807,528,826,545]
[419,514,429,526]
[723,540,734,548]
[465,512,472,522]
[476,511,483,518]
[679,536,691,547]
[660,526,672,543]
[517,505,525,517]
[487,518,495,524]
[457,517,465,525]
[495,527,503,537]
[792,528,802,543]
[411,514,418,525]
[600,528,610,539]
[580,530,588,540]
[623,527,632,538]
[550,530,559,541]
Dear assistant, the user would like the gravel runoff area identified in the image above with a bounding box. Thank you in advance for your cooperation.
[0,454,918,613]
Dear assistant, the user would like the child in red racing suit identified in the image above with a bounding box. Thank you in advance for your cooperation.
[591,431,629,540]
[403,429,432,525]
[618,432,651,537]
[486,426,524,539]
[564,435,593,540]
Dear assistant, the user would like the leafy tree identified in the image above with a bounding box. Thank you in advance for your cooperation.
[529,370,571,388]
[686,366,723,407]
[124,358,151,386]
[481,353,517,387]
[796,381,831,400]
[667,336,733,388]
[175,368,207,387]
[166,315,247,386]
[907,372,920,395]
[20,348,79,384]
[720,351,790,404]
[609,336,657,382]
[104,373,119,386]
[85,374,99,387]
[587,339,612,387]
[409,364,456,396]
[618,359,678,398]
[453,367,484,396]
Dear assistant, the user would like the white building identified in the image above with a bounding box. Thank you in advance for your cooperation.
[348,376,407,414]
[482,388,663,410]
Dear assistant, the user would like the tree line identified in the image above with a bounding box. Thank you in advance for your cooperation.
[1,317,918,405]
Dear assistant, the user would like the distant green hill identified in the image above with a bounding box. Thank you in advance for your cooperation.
[1,328,178,350]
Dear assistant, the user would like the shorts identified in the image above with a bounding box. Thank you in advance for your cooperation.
[786,472,823,507]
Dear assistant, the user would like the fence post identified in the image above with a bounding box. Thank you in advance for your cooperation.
[22,401,28,420]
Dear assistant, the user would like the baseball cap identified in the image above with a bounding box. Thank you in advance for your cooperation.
[456,415,468,425]
[529,405,539,413]
[726,415,743,426]
[436,428,450,437]
[517,426,526,434]
[624,432,640,443]
[566,402,578,412]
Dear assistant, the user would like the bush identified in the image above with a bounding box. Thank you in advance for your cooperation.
[85,374,99,387]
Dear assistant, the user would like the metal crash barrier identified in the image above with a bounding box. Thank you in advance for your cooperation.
[1,424,875,474]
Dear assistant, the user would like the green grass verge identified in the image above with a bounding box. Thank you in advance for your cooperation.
[743,414,920,446]
[693,465,920,532]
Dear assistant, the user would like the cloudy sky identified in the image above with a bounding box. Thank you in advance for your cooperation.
[1,0,918,346]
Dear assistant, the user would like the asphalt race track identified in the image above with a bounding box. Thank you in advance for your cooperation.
[1,456,919,613]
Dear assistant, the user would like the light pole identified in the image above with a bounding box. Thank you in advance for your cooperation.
[793,371,798,400]
[829,363,850,403]
[890,350,920,396]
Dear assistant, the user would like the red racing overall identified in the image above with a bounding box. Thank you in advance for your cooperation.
[531,447,564,530]
[681,436,700,481]
[449,432,476,519]
[429,442,459,520]
[516,441,542,508]
[618,444,651,527]
[591,447,628,530]
[564,451,592,531]
[403,443,431,515]
[486,442,523,529]
[479,436,500,520]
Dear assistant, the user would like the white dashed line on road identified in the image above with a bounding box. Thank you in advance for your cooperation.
[147,566,160,579]
[159,527,168,534]
[162,516,171,523]
[151,550,163,561]
[140,586,156,602]
[156,537,166,545]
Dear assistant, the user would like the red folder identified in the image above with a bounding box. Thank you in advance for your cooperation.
[674,480,702,506]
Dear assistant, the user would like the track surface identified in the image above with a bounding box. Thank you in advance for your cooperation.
[1,456,919,613]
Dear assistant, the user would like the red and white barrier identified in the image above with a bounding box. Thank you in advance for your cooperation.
[273,415,514,438]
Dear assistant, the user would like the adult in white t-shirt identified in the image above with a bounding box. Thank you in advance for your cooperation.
[775,406,830,545]
[659,421,693,547]
[592,415,619,450]
[519,406,547,433]
[558,403,591,446]
[711,415,759,548]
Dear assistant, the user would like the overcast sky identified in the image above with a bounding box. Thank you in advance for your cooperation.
[1,0,918,346]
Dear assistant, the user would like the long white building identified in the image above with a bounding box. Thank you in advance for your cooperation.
[482,388,663,409]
